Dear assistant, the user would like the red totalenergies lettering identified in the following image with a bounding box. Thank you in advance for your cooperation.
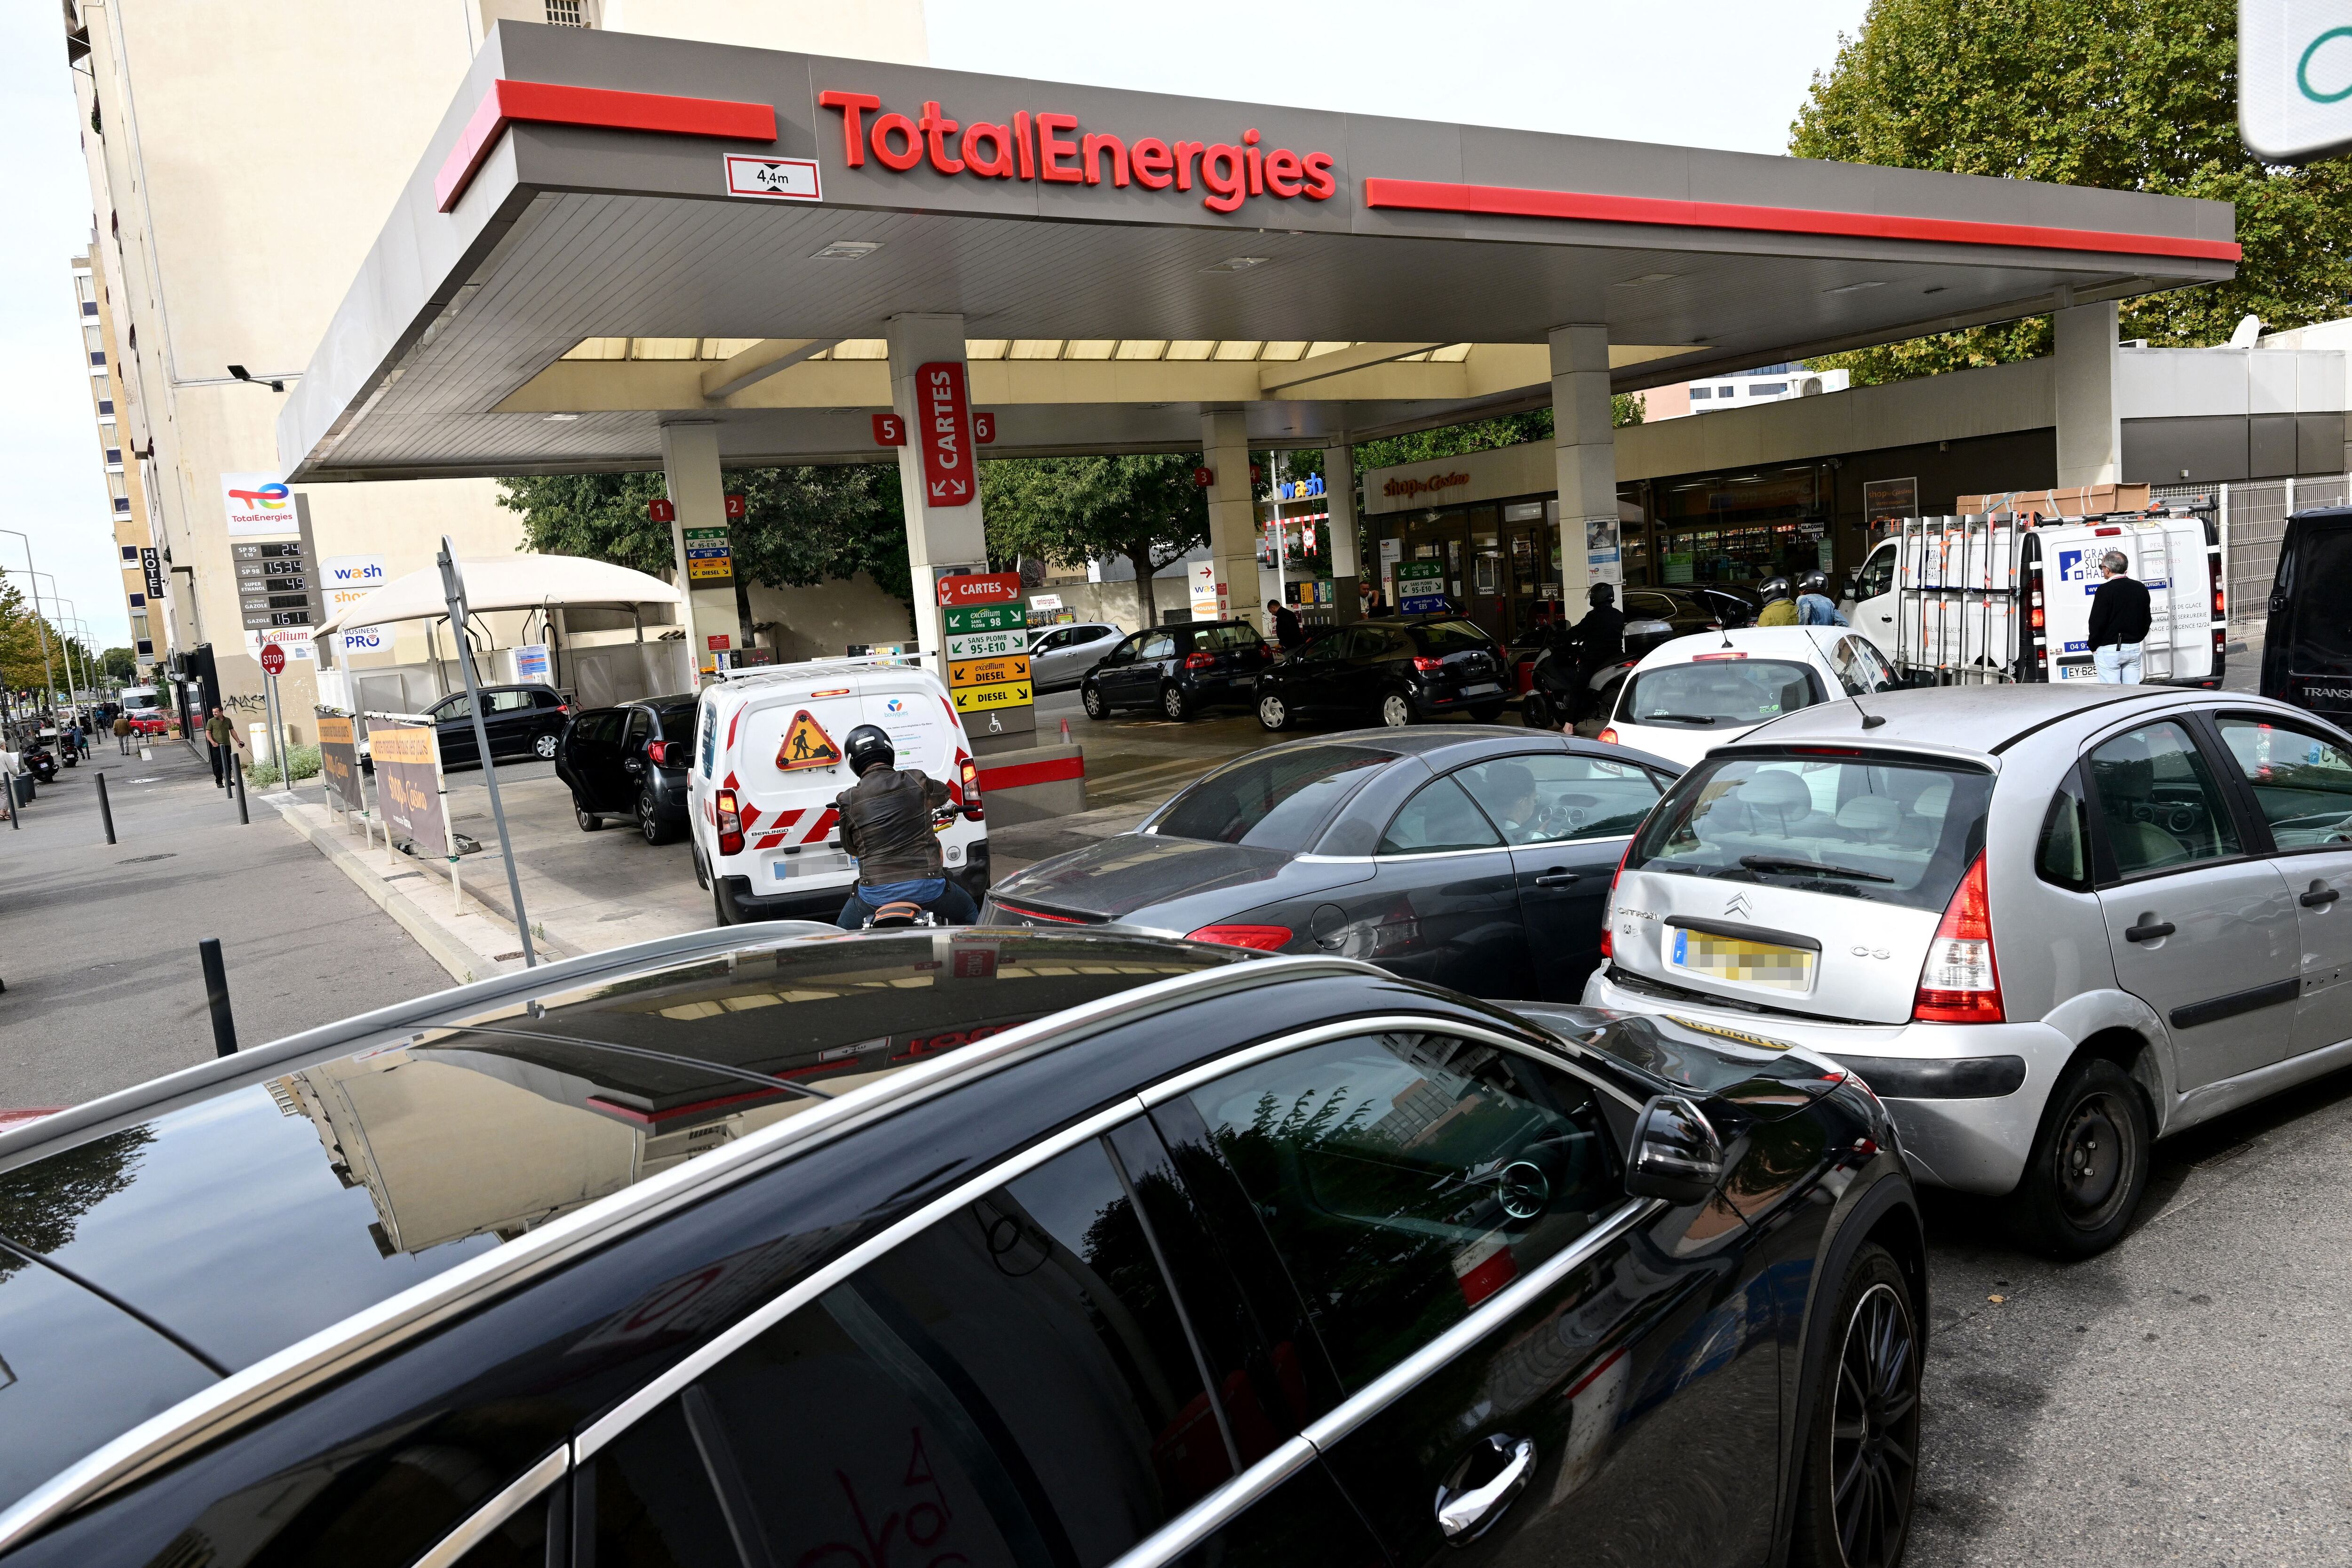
[818,90,1337,215]
[1383,471,1471,499]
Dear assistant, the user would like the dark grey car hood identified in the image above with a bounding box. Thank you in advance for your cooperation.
[989,833,1340,921]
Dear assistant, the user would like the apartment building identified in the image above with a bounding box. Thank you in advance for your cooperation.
[70,246,160,679]
[60,0,927,726]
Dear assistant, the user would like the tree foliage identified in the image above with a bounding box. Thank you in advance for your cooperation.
[497,466,914,604]
[0,581,78,697]
[1790,0,2352,382]
[101,647,138,683]
[981,454,1209,626]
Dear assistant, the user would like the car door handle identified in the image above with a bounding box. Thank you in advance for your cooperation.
[1436,1434,1537,1542]
[2125,920,2176,943]
[1533,870,1579,887]
[2303,886,2342,908]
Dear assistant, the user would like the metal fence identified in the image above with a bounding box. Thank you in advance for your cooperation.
[2152,475,2352,625]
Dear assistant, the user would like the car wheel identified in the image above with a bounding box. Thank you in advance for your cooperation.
[1522,692,1554,730]
[574,797,604,833]
[1789,1243,1920,1568]
[1257,692,1292,731]
[639,785,679,845]
[2006,1056,2150,1257]
[712,876,736,926]
[1161,684,1192,721]
[533,733,559,760]
[1379,690,1415,728]
[691,839,711,890]
[1081,685,1108,720]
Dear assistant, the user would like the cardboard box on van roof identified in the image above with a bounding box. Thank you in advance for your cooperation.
[1956,483,2152,518]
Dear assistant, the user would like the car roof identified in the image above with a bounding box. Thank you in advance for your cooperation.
[1631,626,1845,669]
[1208,725,1680,773]
[1734,681,2187,758]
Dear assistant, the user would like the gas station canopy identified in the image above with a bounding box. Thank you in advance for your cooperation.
[279,25,2237,482]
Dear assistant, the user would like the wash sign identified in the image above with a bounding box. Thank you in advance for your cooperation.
[2242,2,2352,161]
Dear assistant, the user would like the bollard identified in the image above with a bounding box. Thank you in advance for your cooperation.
[233,760,249,825]
[198,938,238,1056]
[95,772,115,845]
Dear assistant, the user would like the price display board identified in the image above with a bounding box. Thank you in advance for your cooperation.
[236,540,316,629]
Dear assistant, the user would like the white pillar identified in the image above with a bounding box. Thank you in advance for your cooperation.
[1323,443,1360,625]
[659,422,739,679]
[1201,409,1257,630]
[2054,298,2122,489]
[887,314,990,679]
[1550,324,1617,603]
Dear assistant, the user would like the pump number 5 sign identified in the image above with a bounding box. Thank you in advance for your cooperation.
[917,361,976,507]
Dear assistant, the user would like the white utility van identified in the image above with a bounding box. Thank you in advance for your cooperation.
[1847,509,2224,687]
[689,657,989,925]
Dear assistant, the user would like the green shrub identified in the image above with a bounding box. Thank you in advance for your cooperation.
[245,743,321,787]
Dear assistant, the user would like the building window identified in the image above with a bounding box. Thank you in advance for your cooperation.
[80,300,97,317]
[114,497,131,513]
[1749,382,1788,396]
[105,448,122,465]
[136,639,153,656]
[120,544,138,561]
[97,398,113,415]
[545,0,588,23]
[89,351,105,367]
[128,592,146,607]
[1689,387,1711,400]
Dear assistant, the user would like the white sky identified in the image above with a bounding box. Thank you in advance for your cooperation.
[0,0,1868,651]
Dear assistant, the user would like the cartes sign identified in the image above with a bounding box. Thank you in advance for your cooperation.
[317,714,364,812]
[917,361,976,507]
[371,723,448,860]
[937,572,1023,607]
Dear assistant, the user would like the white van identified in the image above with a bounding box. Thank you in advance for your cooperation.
[689,657,989,925]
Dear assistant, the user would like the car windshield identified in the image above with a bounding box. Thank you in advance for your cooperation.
[1621,659,1821,726]
[1628,751,1992,911]
[1192,623,1263,652]
[1411,620,1492,653]
[1150,745,1396,850]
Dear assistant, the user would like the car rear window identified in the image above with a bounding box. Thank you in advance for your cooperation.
[1150,745,1396,850]
[1410,620,1493,653]
[1628,751,1992,912]
[653,700,698,737]
[2287,525,2352,669]
[1191,623,1264,652]
[1621,659,1823,728]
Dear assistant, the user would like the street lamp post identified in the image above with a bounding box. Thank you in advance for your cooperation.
[0,532,61,715]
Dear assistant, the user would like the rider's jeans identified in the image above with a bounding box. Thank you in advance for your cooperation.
[837,877,978,930]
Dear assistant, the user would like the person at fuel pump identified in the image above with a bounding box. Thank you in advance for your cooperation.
[1537,582,1627,728]
[1267,597,1304,650]
[832,723,979,930]
[1756,577,1800,626]
[2088,549,2150,684]
[1796,571,1850,626]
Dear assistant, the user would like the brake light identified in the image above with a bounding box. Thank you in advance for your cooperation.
[1184,651,1217,670]
[960,756,984,821]
[1913,852,2002,1022]
[556,703,571,716]
[715,788,744,857]
[645,741,669,766]
[1598,840,1633,960]
[1597,726,1620,745]
[2209,549,2226,658]
[1412,655,1442,673]
[1185,923,1293,951]
[1692,652,1749,661]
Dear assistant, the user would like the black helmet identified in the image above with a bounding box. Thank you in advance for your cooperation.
[1759,576,1793,602]
[1587,581,1616,607]
[844,724,894,776]
[1798,570,1832,597]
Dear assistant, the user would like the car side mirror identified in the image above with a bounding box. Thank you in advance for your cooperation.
[1624,1094,1726,1205]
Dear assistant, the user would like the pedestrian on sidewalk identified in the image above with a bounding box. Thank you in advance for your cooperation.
[2089,550,2151,684]
[113,714,131,754]
[204,706,244,788]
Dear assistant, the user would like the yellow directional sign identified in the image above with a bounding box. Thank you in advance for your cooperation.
[949,654,1030,688]
[952,680,1034,712]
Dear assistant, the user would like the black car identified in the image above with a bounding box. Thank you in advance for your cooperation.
[557,695,697,844]
[2263,506,2352,724]
[0,926,1923,1568]
[1255,617,1510,731]
[1081,619,1270,721]
[1508,586,1761,710]
[984,729,1681,1001]
[415,683,570,769]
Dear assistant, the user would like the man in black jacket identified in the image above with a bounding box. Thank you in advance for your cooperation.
[2088,550,2152,684]
[832,724,978,929]
[1266,597,1304,650]
[1536,583,1628,727]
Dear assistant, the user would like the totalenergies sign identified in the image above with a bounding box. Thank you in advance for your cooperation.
[221,472,295,538]
[819,91,1337,215]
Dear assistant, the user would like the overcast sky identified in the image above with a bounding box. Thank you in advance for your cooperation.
[0,0,1867,652]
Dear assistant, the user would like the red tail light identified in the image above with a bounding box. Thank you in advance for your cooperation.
[1186,923,1293,952]
[556,703,571,716]
[1412,655,1442,673]
[2209,549,2226,659]
[961,756,984,821]
[1913,852,2002,1022]
[1597,726,1619,745]
[1184,651,1217,670]
[715,788,744,857]
[644,741,669,765]
[1598,841,1633,961]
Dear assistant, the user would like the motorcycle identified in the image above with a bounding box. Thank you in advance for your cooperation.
[17,744,58,786]
[1519,649,1638,733]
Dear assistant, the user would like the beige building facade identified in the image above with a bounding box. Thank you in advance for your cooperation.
[61,0,927,727]
[68,247,159,683]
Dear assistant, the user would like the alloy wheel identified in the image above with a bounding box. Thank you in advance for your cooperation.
[1829,1281,1919,1568]
[1381,692,1414,727]
[1162,685,1188,720]
[1082,686,1106,719]
[640,789,660,843]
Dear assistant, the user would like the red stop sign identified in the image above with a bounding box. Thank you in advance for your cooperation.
[259,644,286,676]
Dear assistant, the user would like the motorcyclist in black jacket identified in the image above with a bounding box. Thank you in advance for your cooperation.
[1536,582,1628,727]
[833,724,979,930]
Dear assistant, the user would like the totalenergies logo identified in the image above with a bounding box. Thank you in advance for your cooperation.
[227,482,291,511]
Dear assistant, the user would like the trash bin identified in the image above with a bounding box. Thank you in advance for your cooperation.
[9,775,31,806]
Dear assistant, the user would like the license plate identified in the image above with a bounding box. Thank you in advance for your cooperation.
[773,852,849,882]
[1669,928,1814,992]
[1461,682,1502,696]
[2056,661,2097,681]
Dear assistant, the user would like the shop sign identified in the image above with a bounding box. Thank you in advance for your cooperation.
[1863,477,1918,529]
[140,547,165,599]
[1382,470,1471,501]
[917,362,977,506]
[322,553,388,625]
[819,91,1338,215]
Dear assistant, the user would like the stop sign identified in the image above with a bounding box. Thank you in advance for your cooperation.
[259,644,286,676]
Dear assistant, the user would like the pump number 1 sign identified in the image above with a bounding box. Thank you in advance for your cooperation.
[918,362,976,507]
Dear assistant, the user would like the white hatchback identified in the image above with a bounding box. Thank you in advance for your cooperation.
[1599,625,1901,769]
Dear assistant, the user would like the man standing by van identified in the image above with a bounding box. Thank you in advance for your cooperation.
[2088,550,2151,684]
[833,724,978,929]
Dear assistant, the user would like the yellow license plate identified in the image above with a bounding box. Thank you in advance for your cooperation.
[1668,929,1814,992]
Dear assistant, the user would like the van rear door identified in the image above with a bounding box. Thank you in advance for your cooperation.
[2266,512,2352,722]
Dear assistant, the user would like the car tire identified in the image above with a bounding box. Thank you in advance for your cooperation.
[1082,685,1108,720]
[533,733,559,760]
[1257,692,1292,732]
[691,840,711,891]
[2005,1055,2150,1258]
[1522,692,1554,730]
[1470,703,1507,724]
[1379,690,1415,728]
[639,785,680,845]
[712,876,736,926]
[1788,1243,1921,1568]
[1160,684,1192,721]
[574,798,604,833]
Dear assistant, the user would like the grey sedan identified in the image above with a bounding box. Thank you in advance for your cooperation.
[980,728,1682,1001]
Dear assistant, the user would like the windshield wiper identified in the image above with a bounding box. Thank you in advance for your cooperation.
[1738,854,1895,883]
[1639,713,1723,725]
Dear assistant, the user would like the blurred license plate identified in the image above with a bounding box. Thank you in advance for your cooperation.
[2056,661,2097,681]
[773,852,848,881]
[1462,682,1502,696]
[1669,929,1813,992]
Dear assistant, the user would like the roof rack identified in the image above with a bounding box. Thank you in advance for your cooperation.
[715,653,925,683]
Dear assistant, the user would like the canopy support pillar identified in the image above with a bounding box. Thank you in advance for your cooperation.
[1202,408,1256,631]
[1549,323,1616,605]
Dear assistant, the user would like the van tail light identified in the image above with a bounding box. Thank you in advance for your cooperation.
[1598,841,1633,961]
[1913,852,2003,1022]
[1412,656,1442,673]
[1184,651,1217,670]
[960,757,984,821]
[1597,726,1620,745]
[1186,923,1293,952]
[2209,548,2226,657]
[715,788,744,857]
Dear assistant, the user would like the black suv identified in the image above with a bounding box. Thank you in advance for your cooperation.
[1081,620,1270,720]
[419,683,569,769]
[1255,616,1508,729]
[556,695,697,844]
[0,928,1923,1568]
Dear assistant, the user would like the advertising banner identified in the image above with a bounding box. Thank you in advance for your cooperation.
[1189,560,1219,618]
[372,723,448,860]
[221,472,296,538]
[321,553,388,628]
[317,714,364,812]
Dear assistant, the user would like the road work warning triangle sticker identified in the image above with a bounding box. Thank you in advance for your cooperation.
[776,709,842,771]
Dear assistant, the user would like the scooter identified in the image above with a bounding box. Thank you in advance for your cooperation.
[1519,650,1637,733]
[17,744,58,786]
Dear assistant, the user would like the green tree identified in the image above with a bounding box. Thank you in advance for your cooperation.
[1790,0,2352,383]
[0,581,66,697]
[980,454,1209,627]
[101,647,138,683]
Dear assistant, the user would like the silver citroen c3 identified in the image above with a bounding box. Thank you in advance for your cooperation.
[1585,682,2352,1254]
